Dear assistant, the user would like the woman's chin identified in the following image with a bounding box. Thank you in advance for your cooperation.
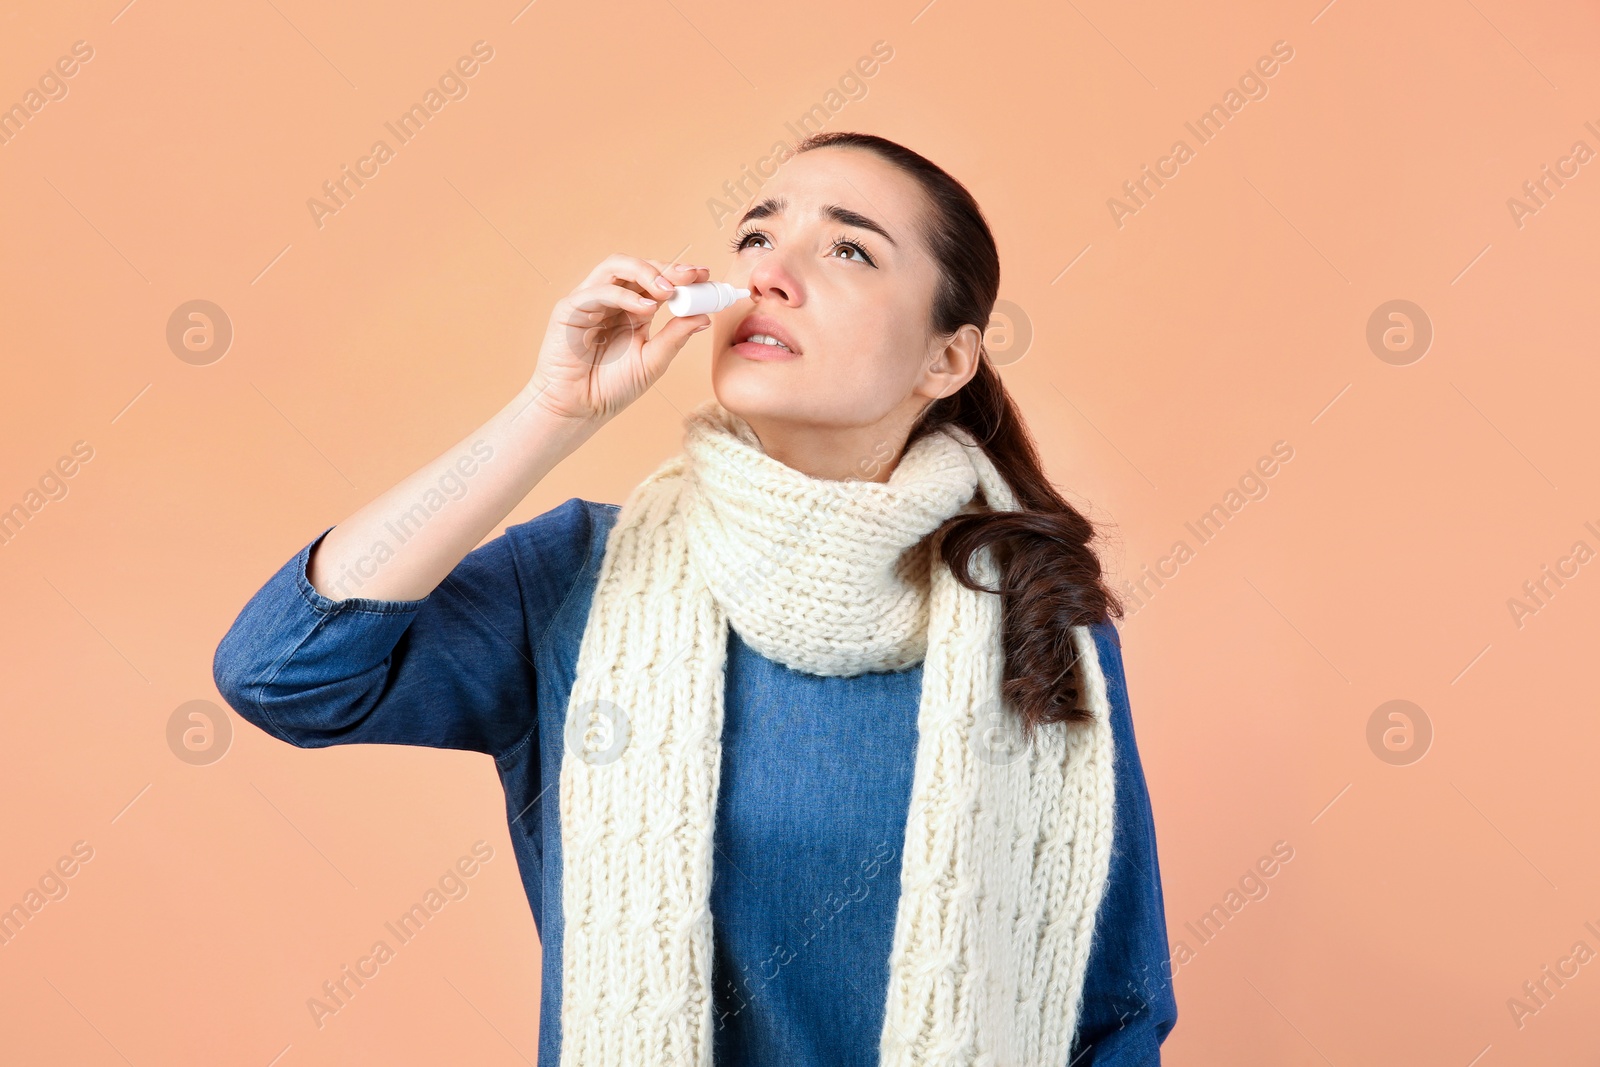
[711,361,815,421]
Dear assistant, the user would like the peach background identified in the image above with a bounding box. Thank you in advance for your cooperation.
[3,0,1598,1063]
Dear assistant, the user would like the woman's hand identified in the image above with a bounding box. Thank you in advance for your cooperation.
[525,255,712,424]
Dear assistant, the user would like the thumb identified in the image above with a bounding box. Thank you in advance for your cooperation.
[640,312,712,374]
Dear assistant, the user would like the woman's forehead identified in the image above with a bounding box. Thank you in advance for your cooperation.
[759,150,923,228]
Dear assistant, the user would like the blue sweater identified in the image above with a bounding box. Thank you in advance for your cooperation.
[213,497,1178,1065]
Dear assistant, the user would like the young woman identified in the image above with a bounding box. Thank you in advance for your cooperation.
[214,131,1177,1066]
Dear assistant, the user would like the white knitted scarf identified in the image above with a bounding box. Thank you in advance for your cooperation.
[557,398,1117,1066]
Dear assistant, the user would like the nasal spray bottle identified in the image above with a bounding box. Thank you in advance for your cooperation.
[665,281,750,317]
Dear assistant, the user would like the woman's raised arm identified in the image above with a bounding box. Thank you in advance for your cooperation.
[306,255,710,604]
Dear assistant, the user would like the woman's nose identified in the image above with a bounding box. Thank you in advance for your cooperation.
[747,256,799,305]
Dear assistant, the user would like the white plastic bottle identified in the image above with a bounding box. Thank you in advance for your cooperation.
[665,281,750,317]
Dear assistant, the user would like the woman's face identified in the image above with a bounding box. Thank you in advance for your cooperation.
[709,147,980,475]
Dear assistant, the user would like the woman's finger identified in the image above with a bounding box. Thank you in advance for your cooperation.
[559,282,661,321]
[579,254,684,302]
[639,312,712,378]
[646,259,710,286]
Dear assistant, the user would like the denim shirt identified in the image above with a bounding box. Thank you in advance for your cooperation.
[213,498,1177,1065]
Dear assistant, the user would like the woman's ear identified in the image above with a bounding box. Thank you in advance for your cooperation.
[917,322,984,402]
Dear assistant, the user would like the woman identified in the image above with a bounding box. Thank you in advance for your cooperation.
[214,131,1176,1066]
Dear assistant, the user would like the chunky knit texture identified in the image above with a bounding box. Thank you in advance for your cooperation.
[557,398,1118,1066]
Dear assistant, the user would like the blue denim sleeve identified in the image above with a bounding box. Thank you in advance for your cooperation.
[1068,623,1179,1065]
[212,506,575,758]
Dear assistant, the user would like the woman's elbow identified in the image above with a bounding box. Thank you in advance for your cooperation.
[212,634,298,745]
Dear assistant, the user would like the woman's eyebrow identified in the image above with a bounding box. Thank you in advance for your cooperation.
[824,204,897,247]
[736,197,898,248]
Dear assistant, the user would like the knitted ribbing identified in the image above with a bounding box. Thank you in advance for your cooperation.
[682,402,980,676]
[557,397,1117,1067]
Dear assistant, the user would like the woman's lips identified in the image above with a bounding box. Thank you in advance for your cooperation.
[731,339,800,361]
[730,312,801,356]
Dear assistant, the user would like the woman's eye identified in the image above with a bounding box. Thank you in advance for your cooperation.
[829,238,876,266]
[729,230,874,266]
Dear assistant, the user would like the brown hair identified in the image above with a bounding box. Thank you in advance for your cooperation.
[794,131,1124,740]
